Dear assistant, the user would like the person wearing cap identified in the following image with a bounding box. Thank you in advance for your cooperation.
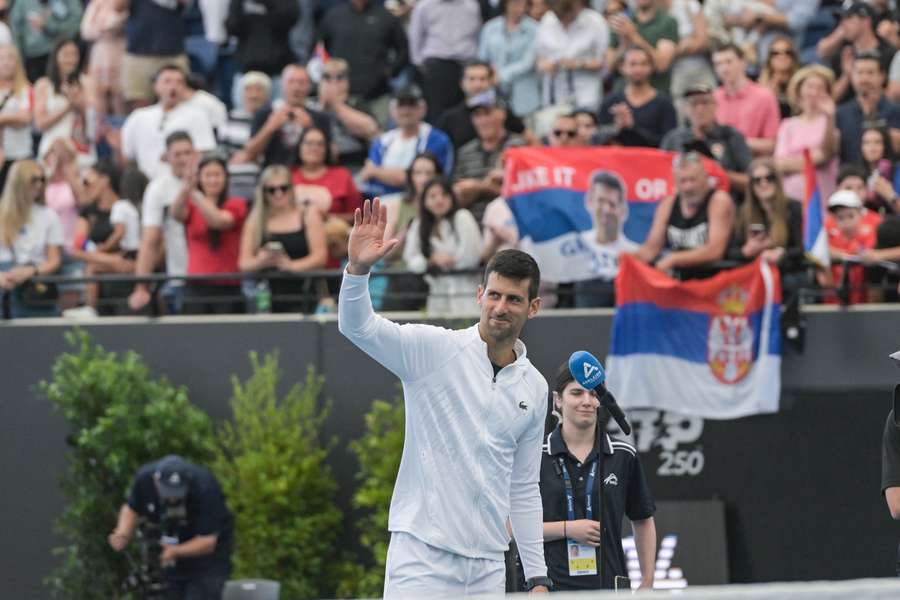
[826,189,881,304]
[108,455,233,600]
[773,65,839,204]
[597,45,676,148]
[661,82,753,194]
[435,60,527,151]
[836,51,900,164]
[357,85,453,201]
[816,1,896,103]
[453,90,525,222]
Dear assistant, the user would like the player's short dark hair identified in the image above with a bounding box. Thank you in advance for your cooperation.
[482,249,541,301]
[588,170,626,203]
[165,130,193,149]
[713,42,744,60]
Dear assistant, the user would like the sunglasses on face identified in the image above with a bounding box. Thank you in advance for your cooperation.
[265,184,292,195]
[553,129,578,138]
[322,72,348,81]
[31,175,46,184]
[751,173,777,185]
[769,48,794,57]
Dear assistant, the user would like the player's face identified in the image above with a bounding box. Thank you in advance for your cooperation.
[555,381,600,430]
[477,272,540,343]
[588,184,625,230]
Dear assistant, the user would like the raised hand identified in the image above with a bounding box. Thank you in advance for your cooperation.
[347,198,399,275]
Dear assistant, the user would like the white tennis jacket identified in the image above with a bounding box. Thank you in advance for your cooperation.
[338,271,549,579]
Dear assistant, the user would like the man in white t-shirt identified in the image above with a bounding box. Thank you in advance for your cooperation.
[127,131,196,313]
[120,64,216,179]
[574,169,638,307]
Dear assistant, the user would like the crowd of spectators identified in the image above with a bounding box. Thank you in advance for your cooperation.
[0,0,899,318]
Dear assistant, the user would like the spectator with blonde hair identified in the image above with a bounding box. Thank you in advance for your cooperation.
[239,164,328,312]
[774,64,839,205]
[0,159,63,317]
[0,44,34,191]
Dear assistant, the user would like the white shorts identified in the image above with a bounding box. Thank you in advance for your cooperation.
[383,531,506,600]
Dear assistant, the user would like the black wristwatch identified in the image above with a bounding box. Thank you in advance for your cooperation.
[523,576,554,591]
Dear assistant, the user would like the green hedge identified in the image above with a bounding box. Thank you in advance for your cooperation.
[42,330,217,599]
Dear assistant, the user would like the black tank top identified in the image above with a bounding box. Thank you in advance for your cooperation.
[262,228,309,260]
[666,189,713,252]
[80,203,114,245]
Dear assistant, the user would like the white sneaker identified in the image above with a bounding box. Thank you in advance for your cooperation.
[62,306,99,319]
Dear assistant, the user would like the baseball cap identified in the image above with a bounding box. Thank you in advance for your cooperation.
[392,85,424,104]
[683,82,714,98]
[840,0,875,19]
[827,189,864,210]
[467,89,507,111]
[154,455,191,501]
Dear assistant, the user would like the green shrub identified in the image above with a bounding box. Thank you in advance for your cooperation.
[337,394,405,598]
[42,330,216,599]
[213,352,341,599]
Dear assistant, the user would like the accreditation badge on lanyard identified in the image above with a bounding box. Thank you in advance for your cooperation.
[561,458,599,576]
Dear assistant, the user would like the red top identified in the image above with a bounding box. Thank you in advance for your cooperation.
[185,197,248,283]
[292,166,362,217]
[825,210,882,304]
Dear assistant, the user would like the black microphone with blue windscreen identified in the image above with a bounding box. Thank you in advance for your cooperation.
[568,350,632,436]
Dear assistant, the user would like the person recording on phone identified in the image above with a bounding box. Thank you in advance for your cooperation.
[238,164,328,313]
[537,360,656,592]
[108,455,233,600]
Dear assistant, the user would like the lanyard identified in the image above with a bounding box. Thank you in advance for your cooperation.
[559,457,598,521]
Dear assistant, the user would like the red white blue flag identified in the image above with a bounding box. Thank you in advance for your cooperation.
[606,255,782,419]
[502,147,728,283]
[803,149,830,267]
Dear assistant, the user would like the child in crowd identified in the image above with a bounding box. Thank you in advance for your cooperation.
[826,190,881,304]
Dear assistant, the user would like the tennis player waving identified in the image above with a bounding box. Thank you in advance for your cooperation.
[339,199,552,597]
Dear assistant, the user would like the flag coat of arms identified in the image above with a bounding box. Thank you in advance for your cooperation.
[606,255,782,419]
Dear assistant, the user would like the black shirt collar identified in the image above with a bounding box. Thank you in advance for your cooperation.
[546,423,613,458]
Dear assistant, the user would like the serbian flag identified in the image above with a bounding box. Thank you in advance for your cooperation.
[606,255,782,419]
[803,149,830,267]
[307,42,331,83]
[502,147,728,283]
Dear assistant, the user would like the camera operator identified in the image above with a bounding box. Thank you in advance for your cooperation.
[108,455,234,599]
[882,351,900,575]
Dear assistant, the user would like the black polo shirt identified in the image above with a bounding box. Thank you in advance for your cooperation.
[539,425,655,591]
[127,460,233,581]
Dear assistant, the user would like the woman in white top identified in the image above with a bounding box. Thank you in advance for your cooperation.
[0,44,32,191]
[403,177,483,315]
[0,159,63,317]
[34,38,96,169]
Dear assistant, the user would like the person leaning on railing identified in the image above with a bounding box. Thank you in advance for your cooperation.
[0,159,63,317]
[238,164,327,313]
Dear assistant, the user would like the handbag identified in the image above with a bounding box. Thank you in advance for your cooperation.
[10,247,58,309]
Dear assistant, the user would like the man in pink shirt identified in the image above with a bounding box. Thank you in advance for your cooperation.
[712,43,781,156]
